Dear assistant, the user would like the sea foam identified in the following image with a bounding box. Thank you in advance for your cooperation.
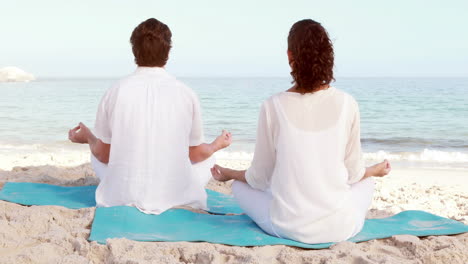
[1,143,467,171]
[215,148,468,165]
[363,149,468,163]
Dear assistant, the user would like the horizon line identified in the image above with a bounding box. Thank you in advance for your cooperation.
[34,75,468,80]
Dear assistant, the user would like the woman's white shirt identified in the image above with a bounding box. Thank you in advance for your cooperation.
[245,87,367,243]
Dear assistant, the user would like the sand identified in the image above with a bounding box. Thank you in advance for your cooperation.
[0,159,467,264]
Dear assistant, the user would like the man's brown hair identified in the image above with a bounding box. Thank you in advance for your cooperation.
[288,19,335,93]
[130,18,172,67]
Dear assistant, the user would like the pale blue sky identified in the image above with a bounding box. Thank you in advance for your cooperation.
[1,0,467,78]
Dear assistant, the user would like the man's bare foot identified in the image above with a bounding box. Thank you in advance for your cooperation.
[369,159,391,177]
[210,164,232,182]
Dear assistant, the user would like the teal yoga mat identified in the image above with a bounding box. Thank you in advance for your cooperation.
[89,207,468,248]
[0,182,243,215]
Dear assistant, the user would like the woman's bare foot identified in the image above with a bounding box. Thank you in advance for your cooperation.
[369,159,391,177]
[210,164,232,182]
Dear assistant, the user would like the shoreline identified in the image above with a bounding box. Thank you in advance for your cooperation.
[0,160,467,263]
[1,146,468,172]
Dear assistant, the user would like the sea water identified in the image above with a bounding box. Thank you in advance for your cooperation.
[0,77,467,169]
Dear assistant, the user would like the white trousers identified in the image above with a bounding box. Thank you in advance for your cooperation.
[91,155,107,181]
[232,177,375,238]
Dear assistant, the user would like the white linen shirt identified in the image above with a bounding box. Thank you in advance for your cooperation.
[245,87,367,243]
[94,67,208,214]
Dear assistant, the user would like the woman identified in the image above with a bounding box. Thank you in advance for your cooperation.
[211,19,391,244]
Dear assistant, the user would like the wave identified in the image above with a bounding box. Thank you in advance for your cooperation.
[2,143,466,164]
[214,151,253,160]
[215,149,468,164]
[0,142,90,170]
[362,149,468,163]
[1,143,467,171]
[361,137,468,150]
[0,141,85,152]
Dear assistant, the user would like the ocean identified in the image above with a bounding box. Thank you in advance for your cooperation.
[1,77,467,170]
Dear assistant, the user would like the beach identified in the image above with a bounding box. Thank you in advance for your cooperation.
[0,77,467,263]
[2,0,468,261]
[0,157,467,263]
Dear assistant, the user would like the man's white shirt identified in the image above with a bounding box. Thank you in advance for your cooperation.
[94,67,211,214]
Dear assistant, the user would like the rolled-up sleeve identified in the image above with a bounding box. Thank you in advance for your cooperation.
[94,90,113,144]
[245,102,276,191]
[345,99,366,184]
[189,93,205,146]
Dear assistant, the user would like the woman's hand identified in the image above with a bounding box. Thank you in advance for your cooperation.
[213,130,232,151]
[211,164,248,183]
[210,164,232,182]
[367,159,391,178]
[68,122,92,144]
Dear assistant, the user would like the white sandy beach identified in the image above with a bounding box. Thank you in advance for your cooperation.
[0,157,467,264]
[2,0,467,263]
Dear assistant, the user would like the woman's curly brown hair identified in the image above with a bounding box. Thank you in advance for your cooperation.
[130,18,172,67]
[288,19,335,93]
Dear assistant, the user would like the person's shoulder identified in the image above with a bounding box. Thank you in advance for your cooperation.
[173,78,192,91]
[105,71,154,94]
[172,78,199,100]
[113,73,142,88]
[106,74,134,92]
[265,92,285,104]
[332,87,359,108]
[100,73,145,103]
[99,79,123,100]
[260,92,284,113]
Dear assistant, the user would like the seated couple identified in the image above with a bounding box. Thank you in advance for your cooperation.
[68,18,391,244]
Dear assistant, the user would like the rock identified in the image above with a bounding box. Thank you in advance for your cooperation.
[0,66,35,82]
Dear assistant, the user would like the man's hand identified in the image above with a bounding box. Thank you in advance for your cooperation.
[68,122,92,144]
[68,122,110,163]
[213,130,232,151]
[189,130,232,163]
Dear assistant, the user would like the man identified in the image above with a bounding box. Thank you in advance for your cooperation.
[69,18,231,214]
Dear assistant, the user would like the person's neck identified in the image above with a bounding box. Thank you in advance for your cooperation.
[137,65,165,69]
[287,84,329,93]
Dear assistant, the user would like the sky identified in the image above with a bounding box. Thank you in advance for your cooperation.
[1,0,468,78]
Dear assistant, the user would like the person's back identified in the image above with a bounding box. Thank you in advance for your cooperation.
[95,67,209,213]
[69,18,231,215]
[266,88,362,242]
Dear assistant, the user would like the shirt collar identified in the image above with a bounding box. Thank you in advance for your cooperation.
[134,66,167,75]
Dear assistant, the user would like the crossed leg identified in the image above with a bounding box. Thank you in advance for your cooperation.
[231,177,375,238]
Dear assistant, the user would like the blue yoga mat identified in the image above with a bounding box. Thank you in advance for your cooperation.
[89,206,468,248]
[0,182,243,215]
